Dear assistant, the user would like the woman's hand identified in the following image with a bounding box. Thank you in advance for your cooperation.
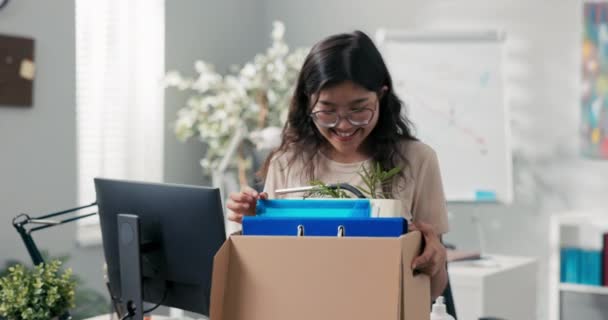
[410,221,448,300]
[226,186,268,223]
[410,221,446,276]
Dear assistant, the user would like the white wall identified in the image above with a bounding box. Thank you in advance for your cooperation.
[261,0,418,47]
[0,0,77,266]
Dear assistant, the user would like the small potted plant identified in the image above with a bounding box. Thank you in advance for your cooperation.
[306,163,404,218]
[0,260,76,320]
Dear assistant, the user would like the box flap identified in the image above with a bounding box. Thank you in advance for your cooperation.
[215,235,403,320]
[399,231,430,320]
[210,238,232,320]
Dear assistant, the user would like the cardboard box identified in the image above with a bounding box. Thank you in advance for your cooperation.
[210,231,430,320]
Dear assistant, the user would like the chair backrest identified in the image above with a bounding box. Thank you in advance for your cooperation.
[442,278,458,319]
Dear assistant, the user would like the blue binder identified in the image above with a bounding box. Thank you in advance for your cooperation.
[580,249,602,286]
[255,199,371,218]
[560,247,581,284]
[242,216,407,237]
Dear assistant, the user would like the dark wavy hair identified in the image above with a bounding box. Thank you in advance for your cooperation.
[258,30,417,189]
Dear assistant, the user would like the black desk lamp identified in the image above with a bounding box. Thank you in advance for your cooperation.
[12,202,98,266]
[10,203,98,320]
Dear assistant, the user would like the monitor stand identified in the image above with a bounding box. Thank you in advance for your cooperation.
[118,213,144,320]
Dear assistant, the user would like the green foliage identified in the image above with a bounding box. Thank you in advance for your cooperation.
[0,260,75,320]
[305,180,350,198]
[356,163,402,199]
[306,163,402,199]
[0,253,110,320]
[0,260,22,279]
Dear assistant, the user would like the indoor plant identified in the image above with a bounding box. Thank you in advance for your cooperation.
[166,21,308,186]
[0,260,75,320]
[306,164,404,218]
[0,254,109,320]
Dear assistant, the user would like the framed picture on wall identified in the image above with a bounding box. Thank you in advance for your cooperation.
[582,3,608,159]
[0,34,35,107]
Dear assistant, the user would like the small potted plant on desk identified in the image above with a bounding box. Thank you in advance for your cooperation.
[0,260,75,320]
[306,163,403,218]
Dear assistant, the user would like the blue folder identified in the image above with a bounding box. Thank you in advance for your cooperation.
[242,216,407,237]
[560,247,581,284]
[580,249,602,286]
[255,199,371,218]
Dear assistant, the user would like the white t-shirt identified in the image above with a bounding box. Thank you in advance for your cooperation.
[263,139,449,234]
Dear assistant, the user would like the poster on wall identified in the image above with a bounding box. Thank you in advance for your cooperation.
[0,34,35,107]
[583,3,608,159]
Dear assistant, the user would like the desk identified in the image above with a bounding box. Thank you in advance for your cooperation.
[84,315,205,320]
[84,316,173,320]
[448,254,538,320]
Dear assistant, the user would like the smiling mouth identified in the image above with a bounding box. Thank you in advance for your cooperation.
[331,129,359,141]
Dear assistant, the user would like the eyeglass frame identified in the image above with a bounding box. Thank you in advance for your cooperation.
[309,105,377,128]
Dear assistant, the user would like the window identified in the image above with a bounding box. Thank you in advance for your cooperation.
[76,0,165,246]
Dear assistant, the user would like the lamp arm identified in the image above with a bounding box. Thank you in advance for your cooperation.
[11,202,99,320]
[11,202,98,266]
[12,215,45,265]
[37,201,97,220]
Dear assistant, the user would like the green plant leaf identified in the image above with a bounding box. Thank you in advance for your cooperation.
[353,163,402,199]
[0,259,77,320]
[305,180,349,198]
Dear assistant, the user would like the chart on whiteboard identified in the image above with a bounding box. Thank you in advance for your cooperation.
[383,40,512,202]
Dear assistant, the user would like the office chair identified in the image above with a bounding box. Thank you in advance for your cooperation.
[441,241,457,319]
[442,277,458,319]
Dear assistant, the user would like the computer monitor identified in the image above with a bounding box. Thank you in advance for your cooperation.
[95,178,226,318]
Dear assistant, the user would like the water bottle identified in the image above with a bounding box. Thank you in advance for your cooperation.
[430,296,455,320]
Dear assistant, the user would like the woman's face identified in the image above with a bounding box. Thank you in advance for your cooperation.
[310,81,383,162]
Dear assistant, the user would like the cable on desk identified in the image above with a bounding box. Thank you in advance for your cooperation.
[143,286,168,314]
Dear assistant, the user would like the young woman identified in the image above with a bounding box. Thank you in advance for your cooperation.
[226,30,449,300]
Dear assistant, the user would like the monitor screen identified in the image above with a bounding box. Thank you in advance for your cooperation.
[95,178,226,316]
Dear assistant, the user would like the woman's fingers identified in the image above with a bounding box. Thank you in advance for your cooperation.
[226,186,268,223]
[410,220,445,276]
[413,248,443,275]
[227,211,243,223]
[226,201,250,212]
[229,191,254,203]
[409,223,418,231]
[412,246,434,270]
[242,186,259,198]
[226,187,266,224]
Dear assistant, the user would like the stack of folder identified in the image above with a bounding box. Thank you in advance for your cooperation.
[560,224,608,287]
[242,199,407,237]
[604,233,608,286]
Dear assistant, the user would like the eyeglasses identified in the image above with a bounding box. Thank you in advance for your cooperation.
[309,107,375,128]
